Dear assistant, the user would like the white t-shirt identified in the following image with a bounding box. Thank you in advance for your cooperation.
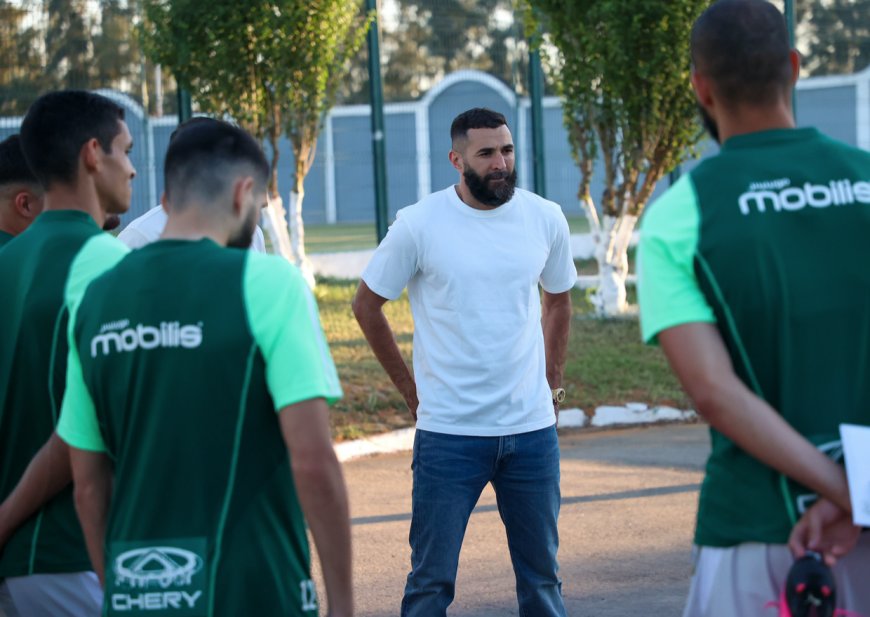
[362,186,577,436]
[118,205,267,252]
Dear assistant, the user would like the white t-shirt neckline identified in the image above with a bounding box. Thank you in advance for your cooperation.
[448,184,517,219]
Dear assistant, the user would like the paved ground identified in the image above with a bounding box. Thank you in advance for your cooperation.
[316,423,710,616]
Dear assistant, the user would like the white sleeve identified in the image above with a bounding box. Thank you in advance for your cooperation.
[250,225,267,253]
[117,226,153,249]
[540,209,577,293]
[360,215,419,300]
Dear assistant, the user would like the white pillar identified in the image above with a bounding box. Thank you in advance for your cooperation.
[517,99,532,190]
[415,105,431,200]
[324,113,337,224]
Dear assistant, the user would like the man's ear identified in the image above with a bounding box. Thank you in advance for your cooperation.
[691,70,714,109]
[448,149,464,173]
[81,137,102,173]
[160,191,169,213]
[789,49,801,84]
[13,189,40,220]
[231,176,255,217]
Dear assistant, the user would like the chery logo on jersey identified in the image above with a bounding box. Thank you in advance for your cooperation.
[109,539,208,615]
[115,546,202,589]
[738,177,870,215]
[91,319,203,358]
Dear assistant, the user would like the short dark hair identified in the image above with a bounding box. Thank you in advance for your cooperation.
[451,108,508,144]
[163,118,269,210]
[0,134,38,187]
[19,90,125,189]
[691,0,793,107]
[169,116,216,144]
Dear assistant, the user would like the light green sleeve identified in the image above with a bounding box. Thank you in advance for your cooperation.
[244,253,343,410]
[64,233,130,316]
[637,175,716,344]
[56,336,105,452]
[57,233,129,451]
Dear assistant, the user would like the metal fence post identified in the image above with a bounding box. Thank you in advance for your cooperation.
[366,0,389,243]
[529,47,547,198]
[785,0,797,119]
[176,88,192,124]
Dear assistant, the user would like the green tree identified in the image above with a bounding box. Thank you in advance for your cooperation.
[339,0,525,103]
[402,0,518,89]
[0,2,46,114]
[528,0,709,315]
[794,0,870,76]
[93,1,140,91]
[0,0,168,115]
[141,0,371,286]
[45,0,91,90]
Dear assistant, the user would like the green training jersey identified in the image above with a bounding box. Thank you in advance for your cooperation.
[57,239,342,617]
[638,128,870,546]
[0,210,128,577]
[0,230,13,248]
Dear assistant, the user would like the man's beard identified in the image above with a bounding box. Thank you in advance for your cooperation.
[102,214,121,231]
[463,166,517,207]
[227,207,259,249]
[697,103,720,144]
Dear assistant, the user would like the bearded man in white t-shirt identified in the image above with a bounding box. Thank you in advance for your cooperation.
[353,107,576,617]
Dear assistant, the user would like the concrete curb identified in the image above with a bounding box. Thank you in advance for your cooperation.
[335,405,698,462]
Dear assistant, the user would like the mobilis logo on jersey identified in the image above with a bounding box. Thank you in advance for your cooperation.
[737,177,870,215]
[108,538,208,615]
[91,319,203,358]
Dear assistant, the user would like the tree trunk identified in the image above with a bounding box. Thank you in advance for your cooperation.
[262,192,316,289]
[263,194,292,255]
[287,173,316,289]
[590,213,638,317]
[267,124,281,199]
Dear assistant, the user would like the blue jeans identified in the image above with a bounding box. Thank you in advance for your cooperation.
[401,425,566,617]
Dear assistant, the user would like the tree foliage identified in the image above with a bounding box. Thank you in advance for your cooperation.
[339,0,525,103]
[140,0,371,288]
[793,0,870,76]
[528,0,708,217]
[45,0,91,90]
[0,2,43,114]
[1,0,866,118]
[0,0,171,116]
[141,0,371,197]
[399,0,517,90]
[527,0,709,315]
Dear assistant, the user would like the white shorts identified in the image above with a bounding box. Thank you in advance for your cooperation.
[0,572,102,617]
[682,534,870,617]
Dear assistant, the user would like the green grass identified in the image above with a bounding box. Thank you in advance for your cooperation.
[305,223,378,253]
[565,289,687,410]
[575,246,636,276]
[302,215,590,254]
[566,215,590,235]
[314,279,690,440]
[315,279,416,439]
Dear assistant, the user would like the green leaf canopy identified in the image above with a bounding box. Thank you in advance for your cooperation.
[141,0,371,195]
[528,0,709,216]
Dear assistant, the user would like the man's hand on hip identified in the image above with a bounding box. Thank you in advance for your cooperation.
[403,385,419,421]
